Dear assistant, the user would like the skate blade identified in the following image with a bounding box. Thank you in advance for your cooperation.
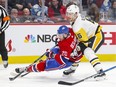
[95,75,106,81]
[62,73,74,78]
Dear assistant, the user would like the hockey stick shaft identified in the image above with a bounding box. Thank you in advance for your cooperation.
[9,71,25,81]
[58,66,116,85]
[20,72,29,77]
[20,59,44,77]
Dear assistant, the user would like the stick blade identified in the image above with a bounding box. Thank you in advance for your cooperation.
[58,81,74,85]
[9,77,14,81]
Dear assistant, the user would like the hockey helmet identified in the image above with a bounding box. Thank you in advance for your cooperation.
[57,25,69,34]
[66,4,80,14]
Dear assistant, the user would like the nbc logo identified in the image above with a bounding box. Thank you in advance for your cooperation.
[24,35,36,43]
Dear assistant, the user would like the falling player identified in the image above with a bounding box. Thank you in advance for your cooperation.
[15,25,83,74]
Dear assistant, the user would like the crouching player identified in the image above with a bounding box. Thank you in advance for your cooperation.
[15,25,83,74]
[63,4,106,80]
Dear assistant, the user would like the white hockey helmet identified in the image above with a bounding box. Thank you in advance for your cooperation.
[66,4,80,22]
[66,4,80,15]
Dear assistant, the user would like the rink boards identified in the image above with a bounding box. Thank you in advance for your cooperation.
[0,24,116,63]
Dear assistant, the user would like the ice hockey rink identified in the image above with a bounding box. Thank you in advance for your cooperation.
[0,62,116,87]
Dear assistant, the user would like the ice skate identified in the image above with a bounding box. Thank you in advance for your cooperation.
[63,62,79,77]
[3,61,8,68]
[63,68,75,77]
[15,67,27,73]
[94,69,106,81]
[10,67,27,77]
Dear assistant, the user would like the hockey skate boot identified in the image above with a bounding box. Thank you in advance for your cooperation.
[15,67,27,73]
[63,62,79,76]
[3,61,8,68]
[63,68,75,76]
[94,69,106,81]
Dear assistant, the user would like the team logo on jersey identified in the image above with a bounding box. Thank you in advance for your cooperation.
[24,35,36,43]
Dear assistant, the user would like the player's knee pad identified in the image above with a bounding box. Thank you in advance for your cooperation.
[84,47,98,61]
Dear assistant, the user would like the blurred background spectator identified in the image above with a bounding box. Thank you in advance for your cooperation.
[30,0,47,22]
[10,8,21,23]
[21,8,34,23]
[45,0,52,7]
[108,0,116,22]
[45,0,62,7]
[25,0,38,9]
[30,0,54,23]
[48,0,67,23]
[62,0,83,13]
[0,0,5,7]
[95,0,105,8]
[82,0,88,9]
[86,3,100,22]
[8,0,26,15]
[5,0,115,23]
[99,0,111,22]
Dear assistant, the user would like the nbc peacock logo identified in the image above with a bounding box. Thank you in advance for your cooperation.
[24,35,36,43]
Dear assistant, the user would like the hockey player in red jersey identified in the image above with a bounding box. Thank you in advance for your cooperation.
[15,25,82,73]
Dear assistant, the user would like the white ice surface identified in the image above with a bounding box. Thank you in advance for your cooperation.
[0,62,116,87]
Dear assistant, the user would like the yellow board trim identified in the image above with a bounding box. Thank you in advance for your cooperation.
[81,54,116,62]
[0,54,116,64]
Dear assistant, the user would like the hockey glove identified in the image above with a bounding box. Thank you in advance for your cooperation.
[46,49,55,58]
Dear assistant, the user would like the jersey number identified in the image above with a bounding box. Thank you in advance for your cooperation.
[77,33,82,39]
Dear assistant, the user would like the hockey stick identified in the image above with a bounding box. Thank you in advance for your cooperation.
[20,39,59,78]
[9,52,46,81]
[9,70,25,81]
[58,66,116,85]
[9,45,57,81]
[20,72,29,77]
